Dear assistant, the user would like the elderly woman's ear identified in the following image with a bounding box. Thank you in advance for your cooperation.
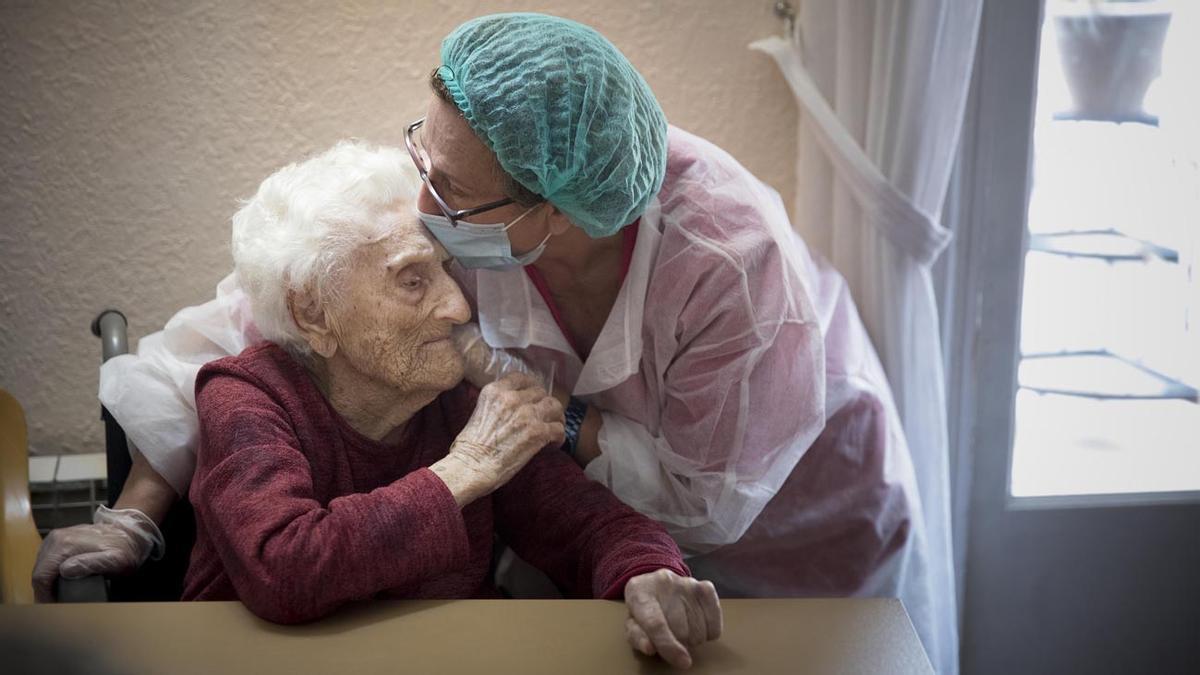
[287,287,338,358]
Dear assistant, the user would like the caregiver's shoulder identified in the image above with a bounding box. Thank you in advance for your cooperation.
[656,127,792,278]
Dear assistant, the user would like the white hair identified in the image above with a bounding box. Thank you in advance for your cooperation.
[231,140,420,354]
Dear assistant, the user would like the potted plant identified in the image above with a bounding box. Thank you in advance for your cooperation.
[1054,0,1173,124]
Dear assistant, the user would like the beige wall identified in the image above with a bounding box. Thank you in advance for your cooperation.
[0,0,796,456]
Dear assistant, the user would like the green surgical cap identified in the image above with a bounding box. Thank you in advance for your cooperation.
[439,13,668,237]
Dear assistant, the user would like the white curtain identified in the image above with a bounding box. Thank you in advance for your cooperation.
[752,2,982,673]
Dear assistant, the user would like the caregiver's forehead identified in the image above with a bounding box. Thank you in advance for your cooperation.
[425,97,495,170]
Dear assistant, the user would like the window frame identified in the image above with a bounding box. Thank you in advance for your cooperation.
[941,0,1200,511]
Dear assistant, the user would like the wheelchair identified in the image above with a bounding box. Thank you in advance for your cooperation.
[59,311,196,602]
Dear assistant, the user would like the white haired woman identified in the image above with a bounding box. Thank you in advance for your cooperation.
[164,141,722,662]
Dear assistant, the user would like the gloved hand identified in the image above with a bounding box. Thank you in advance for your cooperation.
[452,322,544,390]
[32,506,165,602]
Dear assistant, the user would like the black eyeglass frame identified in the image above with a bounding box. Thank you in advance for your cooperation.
[405,117,514,228]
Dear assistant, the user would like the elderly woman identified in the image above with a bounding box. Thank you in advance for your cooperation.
[176,140,721,664]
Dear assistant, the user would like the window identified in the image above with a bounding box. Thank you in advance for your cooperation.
[1010,0,1200,498]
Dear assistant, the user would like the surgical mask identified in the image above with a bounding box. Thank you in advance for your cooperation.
[418,205,551,270]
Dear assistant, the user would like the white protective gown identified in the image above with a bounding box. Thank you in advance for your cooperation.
[456,127,941,666]
[98,273,259,496]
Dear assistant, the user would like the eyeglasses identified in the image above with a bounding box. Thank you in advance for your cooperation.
[405,117,514,228]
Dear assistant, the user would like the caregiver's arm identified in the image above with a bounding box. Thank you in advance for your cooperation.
[31,451,172,602]
[33,272,255,602]
[113,449,178,522]
[583,246,827,554]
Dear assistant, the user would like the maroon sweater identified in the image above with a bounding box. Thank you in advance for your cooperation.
[183,342,687,624]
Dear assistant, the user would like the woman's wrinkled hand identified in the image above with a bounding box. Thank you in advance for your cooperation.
[433,372,564,506]
[623,569,723,669]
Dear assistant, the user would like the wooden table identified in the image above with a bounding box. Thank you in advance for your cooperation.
[0,598,932,674]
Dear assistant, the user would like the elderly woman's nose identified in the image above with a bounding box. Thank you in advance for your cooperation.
[436,281,472,325]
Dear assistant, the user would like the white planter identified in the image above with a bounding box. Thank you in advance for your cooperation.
[1054,1,1172,124]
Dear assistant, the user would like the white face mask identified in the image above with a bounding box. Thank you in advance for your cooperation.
[417,205,550,270]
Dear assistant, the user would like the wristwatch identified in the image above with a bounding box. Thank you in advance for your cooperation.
[561,396,588,459]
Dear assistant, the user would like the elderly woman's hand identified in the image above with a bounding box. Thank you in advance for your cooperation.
[430,372,564,507]
[623,569,723,669]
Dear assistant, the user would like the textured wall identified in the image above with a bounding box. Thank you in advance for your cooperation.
[0,0,797,456]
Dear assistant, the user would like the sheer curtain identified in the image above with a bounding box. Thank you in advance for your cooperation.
[752,2,982,673]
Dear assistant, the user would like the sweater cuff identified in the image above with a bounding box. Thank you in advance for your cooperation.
[599,558,692,600]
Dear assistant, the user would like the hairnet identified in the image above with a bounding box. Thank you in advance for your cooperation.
[438,13,668,237]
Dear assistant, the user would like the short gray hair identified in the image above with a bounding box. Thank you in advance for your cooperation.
[231,140,420,354]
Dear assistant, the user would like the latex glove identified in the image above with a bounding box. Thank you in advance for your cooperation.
[452,323,544,390]
[32,506,165,602]
[624,569,723,669]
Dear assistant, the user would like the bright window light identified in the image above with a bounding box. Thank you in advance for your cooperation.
[1011,0,1200,498]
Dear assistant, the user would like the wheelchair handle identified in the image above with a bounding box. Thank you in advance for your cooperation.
[91,309,128,362]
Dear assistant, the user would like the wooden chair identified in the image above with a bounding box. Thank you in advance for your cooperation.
[0,388,41,604]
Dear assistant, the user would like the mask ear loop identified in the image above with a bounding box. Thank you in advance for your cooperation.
[498,202,542,232]
[501,202,555,255]
[530,228,554,250]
